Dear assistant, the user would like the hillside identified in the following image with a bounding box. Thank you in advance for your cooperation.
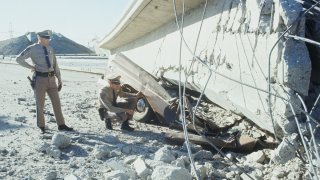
[0,32,93,55]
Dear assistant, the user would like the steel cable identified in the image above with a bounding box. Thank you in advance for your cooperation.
[173,0,200,179]
[296,93,320,171]
[267,0,320,142]
[171,0,320,179]
[288,101,318,179]
[172,1,256,179]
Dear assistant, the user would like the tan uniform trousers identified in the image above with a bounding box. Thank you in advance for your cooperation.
[35,76,65,127]
[105,98,138,123]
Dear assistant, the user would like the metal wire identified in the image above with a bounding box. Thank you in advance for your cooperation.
[274,77,319,179]
[172,1,256,179]
[310,92,320,117]
[171,0,320,179]
[180,0,209,138]
[267,0,320,142]
[288,101,318,179]
[170,0,320,135]
[171,2,320,131]
[297,93,320,168]
[286,34,320,47]
[173,0,200,179]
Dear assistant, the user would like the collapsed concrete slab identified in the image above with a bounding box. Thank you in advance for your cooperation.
[99,0,315,138]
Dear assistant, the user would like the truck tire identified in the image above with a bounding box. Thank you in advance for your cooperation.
[133,97,153,122]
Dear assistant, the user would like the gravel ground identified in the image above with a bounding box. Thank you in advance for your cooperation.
[0,63,313,179]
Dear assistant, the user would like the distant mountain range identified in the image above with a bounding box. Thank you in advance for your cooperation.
[0,32,93,55]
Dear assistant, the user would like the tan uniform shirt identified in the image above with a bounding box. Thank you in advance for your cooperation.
[99,84,135,113]
[16,43,62,81]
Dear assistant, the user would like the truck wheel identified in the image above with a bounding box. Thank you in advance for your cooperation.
[133,97,153,122]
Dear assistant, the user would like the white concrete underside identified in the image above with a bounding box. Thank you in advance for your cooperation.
[102,0,311,135]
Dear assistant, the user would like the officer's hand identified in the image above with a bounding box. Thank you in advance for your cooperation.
[58,81,62,92]
[31,67,35,72]
[126,109,134,115]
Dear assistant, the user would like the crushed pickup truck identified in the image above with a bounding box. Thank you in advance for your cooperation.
[103,53,277,152]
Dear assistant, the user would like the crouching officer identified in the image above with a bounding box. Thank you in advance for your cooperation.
[16,30,73,133]
[98,74,143,131]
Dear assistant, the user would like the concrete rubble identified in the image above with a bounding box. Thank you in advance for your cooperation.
[132,157,152,178]
[270,133,299,164]
[1,1,320,179]
[51,133,71,149]
[151,166,192,180]
[99,0,320,177]
[154,146,176,163]
[0,68,317,179]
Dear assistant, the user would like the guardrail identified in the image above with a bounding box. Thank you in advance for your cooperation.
[0,54,109,60]
[0,60,105,76]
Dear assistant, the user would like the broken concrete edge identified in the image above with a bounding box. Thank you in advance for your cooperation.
[121,1,309,138]
[99,0,317,165]
[107,52,305,141]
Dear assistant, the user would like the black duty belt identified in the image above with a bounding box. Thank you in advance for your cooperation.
[36,71,55,77]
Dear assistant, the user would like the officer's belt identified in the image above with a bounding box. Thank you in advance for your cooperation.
[36,71,55,77]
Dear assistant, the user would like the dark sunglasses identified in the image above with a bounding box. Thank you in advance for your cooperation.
[40,36,51,40]
[112,82,120,85]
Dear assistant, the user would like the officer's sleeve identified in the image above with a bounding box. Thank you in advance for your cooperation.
[99,88,126,113]
[16,47,34,70]
[53,55,61,82]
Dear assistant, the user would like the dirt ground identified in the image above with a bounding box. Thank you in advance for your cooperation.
[0,63,311,179]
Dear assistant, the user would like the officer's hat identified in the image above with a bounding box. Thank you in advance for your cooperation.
[37,30,52,39]
[107,73,121,83]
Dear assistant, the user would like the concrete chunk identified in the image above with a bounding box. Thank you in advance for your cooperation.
[245,150,266,164]
[51,133,71,149]
[154,146,176,163]
[105,159,137,178]
[93,144,114,160]
[151,165,192,180]
[104,170,130,180]
[64,174,80,180]
[280,39,311,95]
[278,0,303,27]
[145,159,167,169]
[194,150,213,160]
[36,141,50,153]
[271,133,299,164]
[133,157,152,178]
[42,171,57,180]
[46,145,61,159]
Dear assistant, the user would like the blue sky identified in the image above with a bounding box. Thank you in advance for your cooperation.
[0,0,131,46]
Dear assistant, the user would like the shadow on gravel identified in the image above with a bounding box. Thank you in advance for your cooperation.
[61,144,89,159]
[121,130,165,142]
[75,130,165,145]
[74,130,168,156]
[0,115,23,131]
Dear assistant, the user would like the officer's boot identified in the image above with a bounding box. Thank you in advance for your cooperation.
[39,127,45,134]
[58,124,74,131]
[105,118,113,130]
[121,120,134,131]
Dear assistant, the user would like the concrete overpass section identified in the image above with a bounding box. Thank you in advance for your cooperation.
[99,0,320,137]
[99,0,205,50]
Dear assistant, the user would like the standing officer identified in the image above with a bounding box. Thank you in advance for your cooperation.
[98,74,143,131]
[16,30,73,133]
